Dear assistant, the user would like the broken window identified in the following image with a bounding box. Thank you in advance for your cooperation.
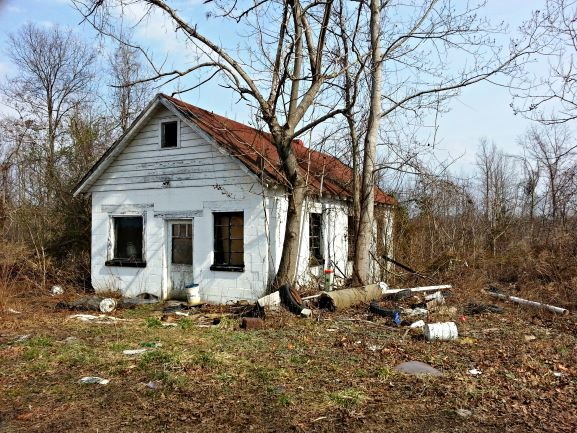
[309,212,323,265]
[211,212,244,271]
[161,121,178,148]
[106,216,145,267]
[172,223,193,265]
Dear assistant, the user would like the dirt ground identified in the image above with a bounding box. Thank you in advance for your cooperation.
[1,289,576,433]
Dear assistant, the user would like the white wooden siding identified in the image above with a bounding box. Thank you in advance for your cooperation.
[92,106,254,192]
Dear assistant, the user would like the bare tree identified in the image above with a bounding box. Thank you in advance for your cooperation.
[2,23,96,205]
[476,138,519,256]
[514,0,577,123]
[522,124,577,222]
[108,37,153,132]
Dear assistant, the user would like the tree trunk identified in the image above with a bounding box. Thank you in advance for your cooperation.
[352,0,381,286]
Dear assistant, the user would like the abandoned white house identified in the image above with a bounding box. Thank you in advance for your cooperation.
[74,94,395,303]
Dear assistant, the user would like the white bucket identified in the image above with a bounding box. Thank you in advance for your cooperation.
[186,286,201,306]
[424,322,458,341]
[99,298,117,313]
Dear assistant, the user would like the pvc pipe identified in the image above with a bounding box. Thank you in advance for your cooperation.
[487,292,569,315]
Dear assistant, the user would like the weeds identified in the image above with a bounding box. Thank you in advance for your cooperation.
[328,389,366,410]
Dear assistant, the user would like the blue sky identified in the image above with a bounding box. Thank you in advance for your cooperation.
[0,0,546,172]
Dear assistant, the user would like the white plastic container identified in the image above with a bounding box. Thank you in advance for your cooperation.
[186,286,201,306]
[424,322,458,341]
[99,298,117,313]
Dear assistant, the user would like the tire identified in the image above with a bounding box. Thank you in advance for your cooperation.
[369,302,396,318]
[279,283,304,315]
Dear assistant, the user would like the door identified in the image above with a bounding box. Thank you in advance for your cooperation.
[168,220,194,293]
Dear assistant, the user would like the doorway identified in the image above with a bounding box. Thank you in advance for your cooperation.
[167,220,194,293]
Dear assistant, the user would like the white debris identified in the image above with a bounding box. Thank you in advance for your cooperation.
[468,368,482,376]
[123,349,148,356]
[410,320,426,328]
[79,376,109,385]
[51,285,64,295]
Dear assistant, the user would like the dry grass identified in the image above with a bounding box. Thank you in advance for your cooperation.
[1,289,576,433]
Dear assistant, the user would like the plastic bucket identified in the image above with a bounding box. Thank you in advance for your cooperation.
[99,298,117,313]
[424,322,458,341]
[186,286,201,306]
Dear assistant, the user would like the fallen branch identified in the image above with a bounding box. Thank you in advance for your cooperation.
[486,291,569,315]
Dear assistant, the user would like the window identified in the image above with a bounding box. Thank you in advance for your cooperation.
[172,223,193,265]
[309,212,323,265]
[347,215,355,260]
[106,216,145,267]
[211,212,244,271]
[161,121,178,148]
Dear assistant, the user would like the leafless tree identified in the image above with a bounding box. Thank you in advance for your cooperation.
[108,37,153,132]
[2,23,96,205]
[514,0,577,123]
[522,124,577,223]
[476,138,519,256]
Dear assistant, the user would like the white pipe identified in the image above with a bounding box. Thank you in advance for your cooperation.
[382,285,452,295]
[486,292,569,315]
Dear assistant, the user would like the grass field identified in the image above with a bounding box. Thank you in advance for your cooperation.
[1,291,576,432]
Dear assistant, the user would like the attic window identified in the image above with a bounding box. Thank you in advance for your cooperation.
[161,121,178,148]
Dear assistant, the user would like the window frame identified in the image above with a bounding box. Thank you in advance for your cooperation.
[160,119,180,149]
[211,211,245,272]
[105,215,146,267]
[309,212,323,266]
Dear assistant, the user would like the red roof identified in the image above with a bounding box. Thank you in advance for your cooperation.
[162,94,395,205]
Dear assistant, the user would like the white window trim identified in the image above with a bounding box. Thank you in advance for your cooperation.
[159,118,180,149]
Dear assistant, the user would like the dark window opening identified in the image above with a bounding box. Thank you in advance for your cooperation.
[211,212,244,271]
[161,121,178,148]
[172,223,193,265]
[347,215,355,260]
[309,212,323,266]
[106,216,145,267]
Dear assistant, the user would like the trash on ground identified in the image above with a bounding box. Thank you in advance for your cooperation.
[118,292,160,308]
[51,285,64,296]
[319,284,383,311]
[456,409,472,418]
[464,303,504,315]
[300,308,312,317]
[382,284,452,296]
[13,335,30,343]
[486,287,569,315]
[553,372,563,377]
[279,284,305,314]
[367,344,382,352]
[401,307,428,317]
[79,376,109,385]
[524,335,537,342]
[410,320,426,328]
[424,322,458,341]
[257,291,281,311]
[394,360,443,376]
[425,291,445,310]
[68,314,130,324]
[123,348,148,355]
[468,368,482,376]
[6,307,21,314]
[56,296,108,312]
[240,317,264,330]
[99,298,117,313]
[145,381,161,389]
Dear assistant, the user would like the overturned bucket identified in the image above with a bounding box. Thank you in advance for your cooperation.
[424,322,458,341]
